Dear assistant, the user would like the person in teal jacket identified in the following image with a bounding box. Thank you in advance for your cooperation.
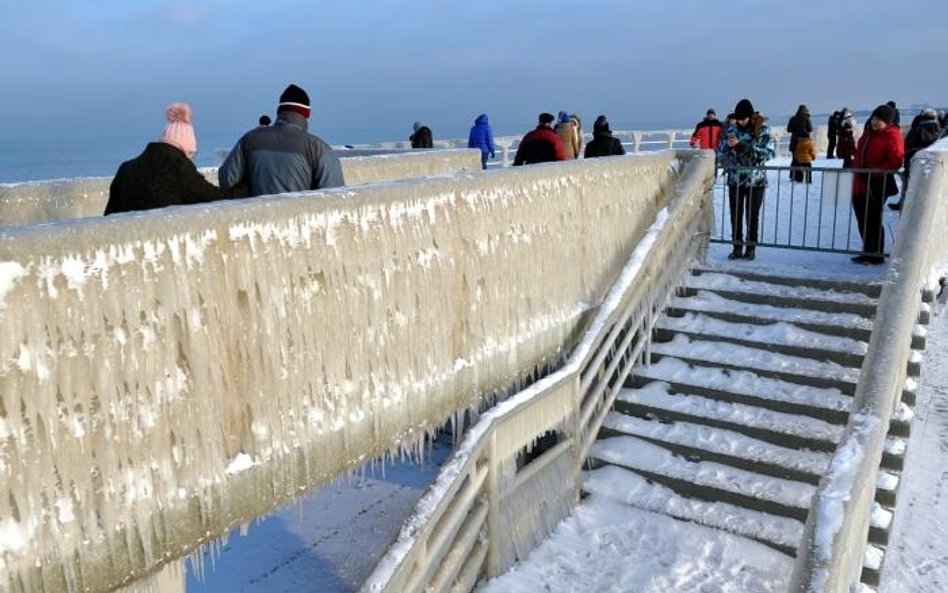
[716,98,776,260]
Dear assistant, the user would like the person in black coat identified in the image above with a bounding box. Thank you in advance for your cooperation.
[583,116,626,158]
[890,108,943,210]
[105,103,244,215]
[410,122,434,148]
[826,111,841,158]
[786,104,812,178]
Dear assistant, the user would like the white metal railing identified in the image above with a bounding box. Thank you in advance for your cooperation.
[360,150,715,593]
[789,140,948,593]
[337,124,811,167]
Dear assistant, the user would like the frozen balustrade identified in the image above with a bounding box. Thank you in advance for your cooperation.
[0,149,481,227]
[0,151,686,593]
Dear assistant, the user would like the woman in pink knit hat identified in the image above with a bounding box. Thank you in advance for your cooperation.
[105,103,245,215]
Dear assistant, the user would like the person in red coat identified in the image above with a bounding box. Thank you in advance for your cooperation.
[690,108,723,150]
[849,104,905,264]
[513,113,566,166]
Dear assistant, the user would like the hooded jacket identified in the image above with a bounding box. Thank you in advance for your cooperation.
[584,123,626,158]
[105,142,242,215]
[467,114,496,156]
[219,111,345,197]
[904,112,942,170]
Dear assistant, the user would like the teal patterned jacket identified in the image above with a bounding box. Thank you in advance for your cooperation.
[716,120,776,187]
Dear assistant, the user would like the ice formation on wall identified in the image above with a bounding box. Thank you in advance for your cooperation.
[0,149,482,226]
[0,152,681,593]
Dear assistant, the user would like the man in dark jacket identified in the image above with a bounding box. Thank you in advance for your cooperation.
[826,111,841,158]
[890,108,942,210]
[105,103,244,215]
[786,105,812,179]
[220,84,345,197]
[410,122,434,148]
[513,113,566,166]
[584,116,626,158]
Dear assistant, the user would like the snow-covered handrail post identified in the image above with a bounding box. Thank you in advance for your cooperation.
[361,150,716,593]
[789,140,948,593]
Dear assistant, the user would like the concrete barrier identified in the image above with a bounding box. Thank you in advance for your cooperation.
[0,149,482,226]
[0,152,682,593]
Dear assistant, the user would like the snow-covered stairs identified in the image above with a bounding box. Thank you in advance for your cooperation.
[585,265,924,587]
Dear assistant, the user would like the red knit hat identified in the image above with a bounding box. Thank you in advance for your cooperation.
[161,103,197,158]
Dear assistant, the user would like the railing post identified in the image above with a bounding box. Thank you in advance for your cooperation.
[486,431,502,577]
[501,142,510,168]
[667,132,675,149]
[633,132,642,153]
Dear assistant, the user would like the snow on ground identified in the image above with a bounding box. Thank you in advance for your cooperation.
[184,436,453,593]
[475,495,794,593]
[878,297,948,593]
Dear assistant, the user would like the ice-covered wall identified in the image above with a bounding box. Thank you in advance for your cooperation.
[0,149,481,227]
[0,152,682,593]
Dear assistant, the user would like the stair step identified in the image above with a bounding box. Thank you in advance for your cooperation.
[590,436,815,521]
[634,356,851,423]
[684,271,878,317]
[615,383,907,471]
[670,290,875,342]
[690,265,883,298]
[589,436,893,546]
[651,334,860,394]
[601,412,831,484]
[631,357,915,435]
[583,465,803,556]
[656,313,867,368]
[616,383,843,452]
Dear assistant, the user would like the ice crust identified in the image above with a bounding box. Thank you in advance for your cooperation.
[0,149,482,227]
[0,152,681,592]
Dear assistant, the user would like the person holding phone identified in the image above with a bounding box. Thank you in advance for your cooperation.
[716,99,776,260]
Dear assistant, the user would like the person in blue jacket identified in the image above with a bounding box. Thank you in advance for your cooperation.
[467,114,496,170]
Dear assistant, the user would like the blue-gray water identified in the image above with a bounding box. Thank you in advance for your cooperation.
[1,110,891,183]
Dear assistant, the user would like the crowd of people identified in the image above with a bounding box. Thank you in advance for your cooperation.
[105,84,945,269]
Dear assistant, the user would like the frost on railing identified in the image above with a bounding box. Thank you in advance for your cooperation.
[0,152,681,593]
[790,140,948,593]
[0,149,481,227]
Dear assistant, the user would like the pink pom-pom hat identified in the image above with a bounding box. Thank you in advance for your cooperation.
[161,102,197,158]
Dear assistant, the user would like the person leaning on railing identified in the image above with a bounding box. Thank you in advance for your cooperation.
[849,104,905,265]
[716,98,776,261]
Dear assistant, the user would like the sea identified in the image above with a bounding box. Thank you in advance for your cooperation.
[0,108,910,184]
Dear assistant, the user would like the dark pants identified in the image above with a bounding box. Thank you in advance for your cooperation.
[790,162,813,183]
[852,185,885,256]
[826,136,836,159]
[480,151,489,170]
[728,184,765,249]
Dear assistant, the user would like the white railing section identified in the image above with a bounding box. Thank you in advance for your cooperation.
[339,124,817,167]
[789,140,948,593]
[360,150,715,593]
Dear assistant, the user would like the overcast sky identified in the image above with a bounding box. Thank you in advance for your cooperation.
[1,0,945,145]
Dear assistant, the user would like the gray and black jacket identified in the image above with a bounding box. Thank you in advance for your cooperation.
[219,111,345,197]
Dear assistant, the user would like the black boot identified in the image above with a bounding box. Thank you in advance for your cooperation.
[728,247,743,260]
[743,247,756,260]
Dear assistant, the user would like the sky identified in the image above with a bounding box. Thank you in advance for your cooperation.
[1,0,946,146]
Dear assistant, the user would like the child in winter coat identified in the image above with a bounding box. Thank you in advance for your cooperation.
[791,133,816,183]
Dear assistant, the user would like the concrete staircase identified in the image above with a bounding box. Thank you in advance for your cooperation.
[584,265,926,587]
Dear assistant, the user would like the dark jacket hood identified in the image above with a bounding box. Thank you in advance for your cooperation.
[475,114,489,125]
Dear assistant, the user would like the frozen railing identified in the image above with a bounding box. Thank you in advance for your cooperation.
[789,140,948,593]
[0,152,686,593]
[342,124,828,167]
[360,151,715,593]
[0,149,481,226]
